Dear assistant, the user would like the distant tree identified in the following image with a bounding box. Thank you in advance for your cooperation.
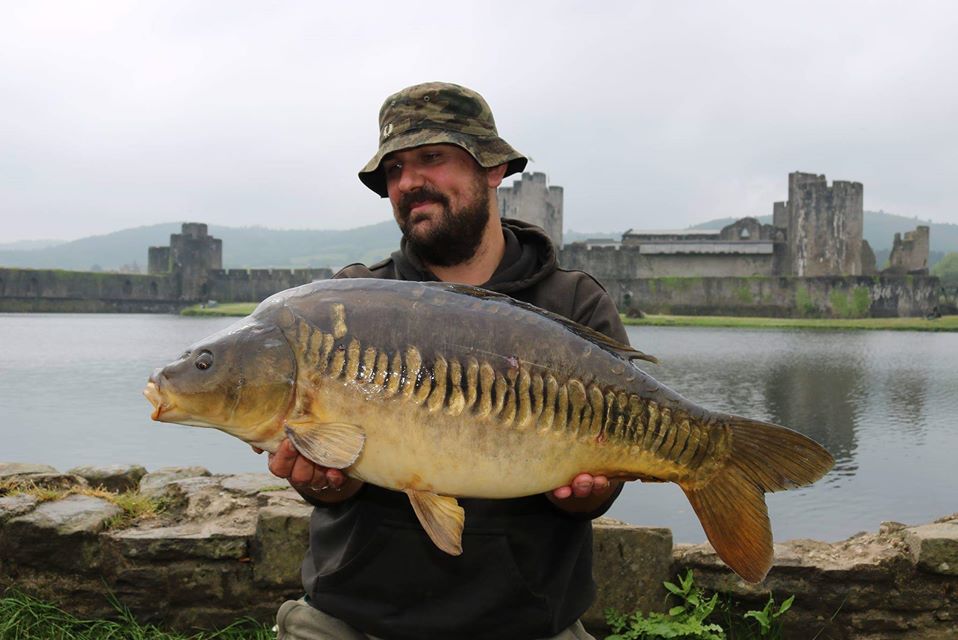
[932,252,958,286]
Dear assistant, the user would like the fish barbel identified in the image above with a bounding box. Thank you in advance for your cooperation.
[143,278,833,582]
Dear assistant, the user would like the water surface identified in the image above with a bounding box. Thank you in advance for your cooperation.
[1,314,955,543]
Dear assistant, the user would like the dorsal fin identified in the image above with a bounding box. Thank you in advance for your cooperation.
[437,282,658,365]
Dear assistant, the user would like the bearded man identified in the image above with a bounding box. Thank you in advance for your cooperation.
[266,82,630,640]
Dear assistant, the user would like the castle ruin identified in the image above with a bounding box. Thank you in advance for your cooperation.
[557,172,928,280]
[497,172,563,248]
[885,226,931,275]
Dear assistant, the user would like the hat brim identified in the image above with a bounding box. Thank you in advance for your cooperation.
[358,129,527,198]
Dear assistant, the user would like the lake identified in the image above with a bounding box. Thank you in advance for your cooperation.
[1,313,955,544]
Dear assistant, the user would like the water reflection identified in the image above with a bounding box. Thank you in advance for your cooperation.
[762,356,862,478]
[881,367,929,441]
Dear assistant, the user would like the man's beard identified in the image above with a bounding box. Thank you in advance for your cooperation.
[396,179,490,268]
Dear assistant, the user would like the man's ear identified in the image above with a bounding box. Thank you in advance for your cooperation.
[485,163,508,189]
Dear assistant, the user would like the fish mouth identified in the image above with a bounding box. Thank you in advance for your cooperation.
[143,380,170,421]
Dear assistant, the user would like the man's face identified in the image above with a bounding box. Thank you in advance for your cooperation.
[382,144,492,267]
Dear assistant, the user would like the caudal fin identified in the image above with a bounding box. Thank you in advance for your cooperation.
[681,417,834,582]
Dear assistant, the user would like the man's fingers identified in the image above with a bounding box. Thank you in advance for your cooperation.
[552,473,612,500]
[290,454,322,486]
[572,475,594,498]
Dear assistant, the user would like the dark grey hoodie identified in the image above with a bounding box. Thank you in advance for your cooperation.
[300,218,627,640]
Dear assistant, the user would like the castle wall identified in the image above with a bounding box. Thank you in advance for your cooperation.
[560,245,777,279]
[601,275,939,318]
[497,172,563,248]
[0,268,183,312]
[209,268,333,304]
[147,247,171,275]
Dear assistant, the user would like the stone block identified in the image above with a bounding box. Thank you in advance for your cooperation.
[108,522,250,561]
[222,473,287,495]
[583,521,673,630]
[7,494,120,535]
[67,464,147,493]
[251,502,313,587]
[1,495,120,572]
[0,462,58,478]
[139,466,211,496]
[0,494,38,522]
[905,522,958,575]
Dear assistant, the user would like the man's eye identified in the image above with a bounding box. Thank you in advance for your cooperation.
[422,152,441,163]
[384,162,402,176]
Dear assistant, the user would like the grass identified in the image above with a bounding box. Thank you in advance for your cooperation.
[623,314,958,332]
[0,590,273,640]
[180,303,258,317]
[0,481,166,530]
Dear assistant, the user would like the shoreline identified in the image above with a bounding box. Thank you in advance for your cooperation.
[181,302,958,331]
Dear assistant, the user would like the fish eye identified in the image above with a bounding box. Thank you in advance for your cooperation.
[195,350,214,371]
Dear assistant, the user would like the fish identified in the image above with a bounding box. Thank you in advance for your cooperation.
[143,278,834,582]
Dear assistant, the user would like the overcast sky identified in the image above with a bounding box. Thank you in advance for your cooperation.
[2,0,957,242]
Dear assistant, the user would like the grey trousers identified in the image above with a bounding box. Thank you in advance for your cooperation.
[276,598,596,640]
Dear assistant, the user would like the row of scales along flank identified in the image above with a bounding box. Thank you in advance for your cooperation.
[279,302,724,475]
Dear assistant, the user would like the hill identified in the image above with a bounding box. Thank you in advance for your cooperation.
[0,222,402,272]
[1,211,954,273]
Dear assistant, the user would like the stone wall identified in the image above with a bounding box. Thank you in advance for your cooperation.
[0,268,185,313]
[561,244,779,279]
[596,275,940,318]
[0,266,333,312]
[1,464,955,639]
[209,268,333,303]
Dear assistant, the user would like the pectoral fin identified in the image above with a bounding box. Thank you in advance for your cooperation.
[405,489,465,556]
[284,422,365,469]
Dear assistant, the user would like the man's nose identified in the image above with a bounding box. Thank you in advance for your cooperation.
[396,163,425,193]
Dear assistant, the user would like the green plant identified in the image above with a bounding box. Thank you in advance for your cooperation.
[605,571,796,640]
[742,594,794,638]
[794,285,817,317]
[605,571,725,639]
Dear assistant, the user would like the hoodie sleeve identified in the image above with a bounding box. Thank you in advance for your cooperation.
[570,273,630,345]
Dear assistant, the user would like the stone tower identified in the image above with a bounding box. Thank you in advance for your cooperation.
[774,172,864,276]
[148,223,223,300]
[885,226,930,275]
[497,172,564,248]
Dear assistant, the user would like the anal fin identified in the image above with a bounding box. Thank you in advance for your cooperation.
[284,422,365,469]
[405,489,465,556]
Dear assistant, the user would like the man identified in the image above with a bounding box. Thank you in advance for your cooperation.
[267,82,631,640]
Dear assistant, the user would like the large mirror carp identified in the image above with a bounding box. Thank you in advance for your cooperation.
[144,278,833,582]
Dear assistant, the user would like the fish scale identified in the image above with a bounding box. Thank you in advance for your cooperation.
[307,320,715,476]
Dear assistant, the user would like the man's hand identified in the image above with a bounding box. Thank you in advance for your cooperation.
[548,473,621,514]
[252,439,362,503]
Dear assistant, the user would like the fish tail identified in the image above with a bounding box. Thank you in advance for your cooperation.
[679,416,834,582]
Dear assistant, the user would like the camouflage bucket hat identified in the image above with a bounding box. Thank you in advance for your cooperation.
[359,82,528,197]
